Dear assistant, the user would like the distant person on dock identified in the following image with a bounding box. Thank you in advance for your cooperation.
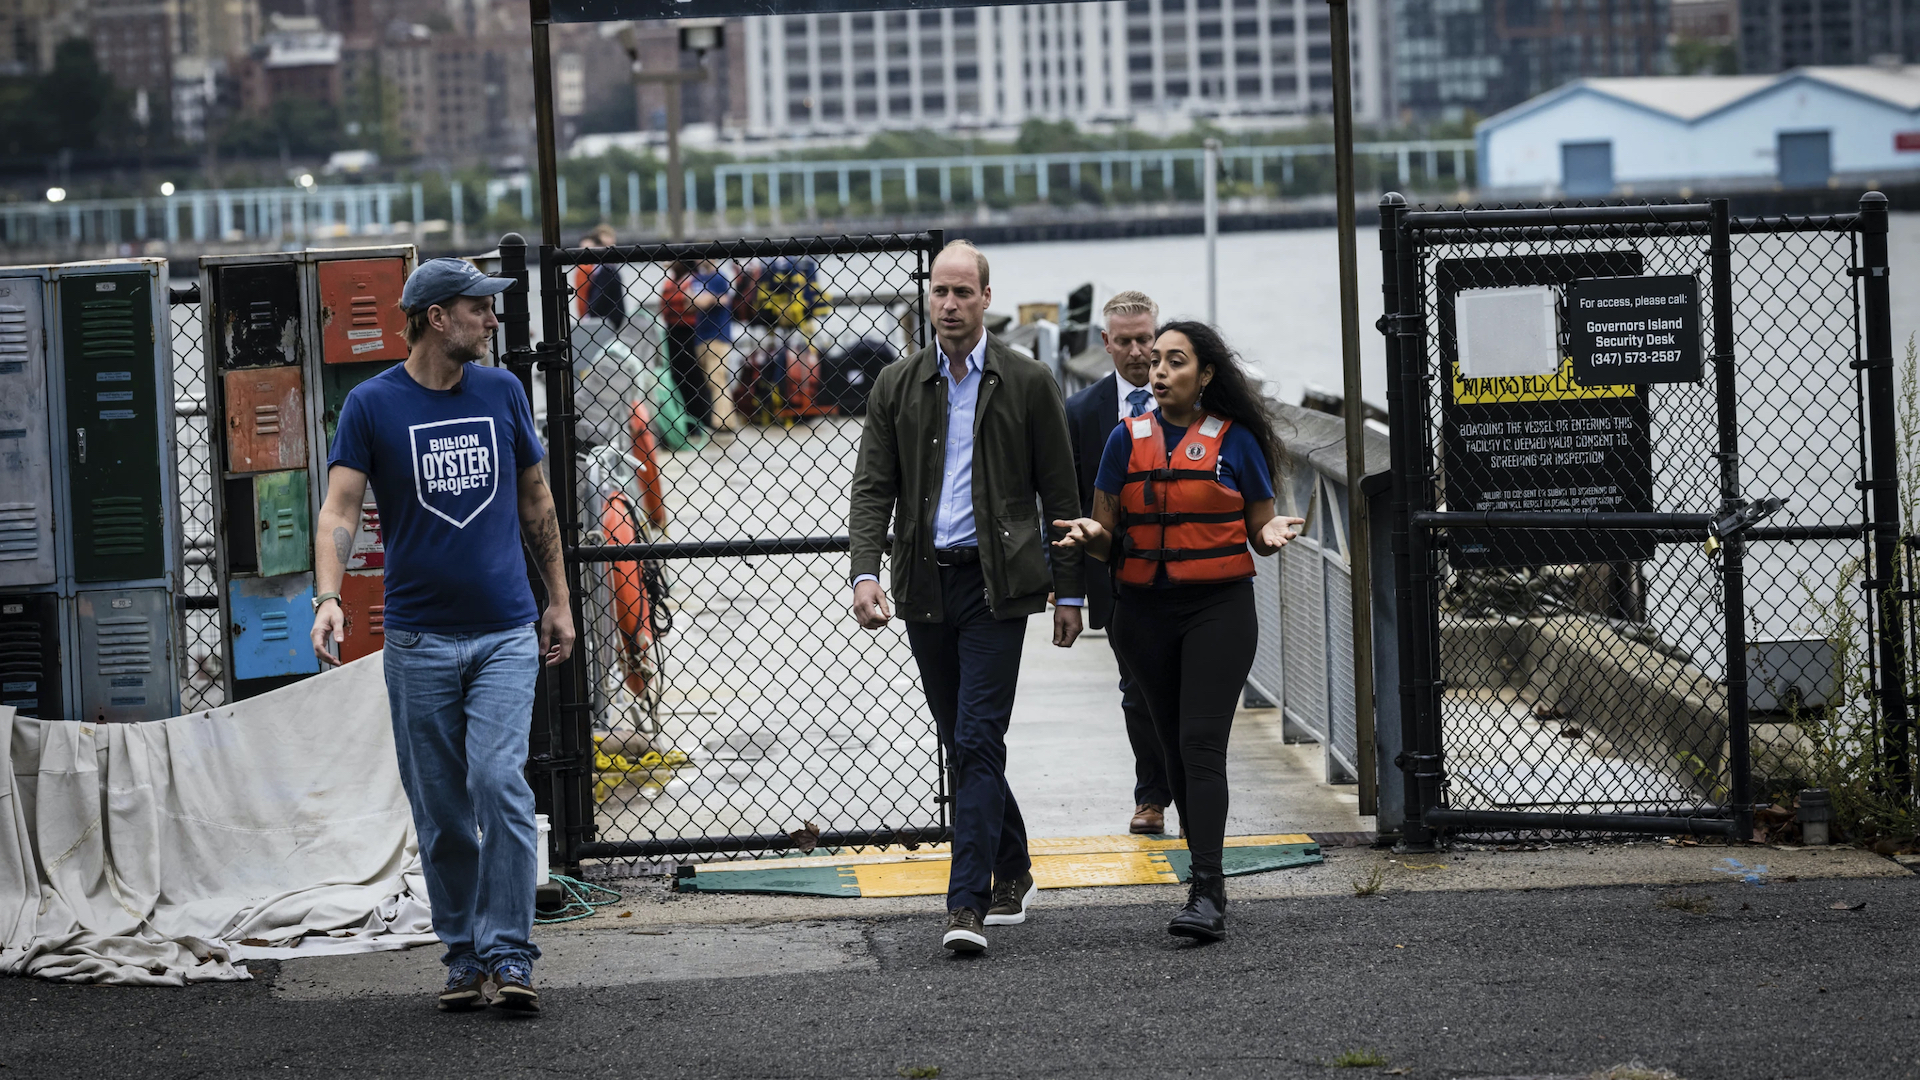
[310,258,575,1012]
[578,224,626,325]
[659,260,710,428]
[1052,321,1302,944]
[693,257,742,431]
[1064,291,1174,837]
[848,239,1086,955]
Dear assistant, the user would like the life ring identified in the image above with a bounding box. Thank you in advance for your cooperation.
[601,490,653,696]
[626,400,669,531]
[572,265,592,318]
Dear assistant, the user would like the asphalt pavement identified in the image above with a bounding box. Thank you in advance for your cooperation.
[4,864,1915,1080]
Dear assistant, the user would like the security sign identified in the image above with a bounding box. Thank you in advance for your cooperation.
[409,416,499,528]
[1566,274,1703,385]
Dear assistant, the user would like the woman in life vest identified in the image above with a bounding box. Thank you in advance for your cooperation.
[1053,320,1303,943]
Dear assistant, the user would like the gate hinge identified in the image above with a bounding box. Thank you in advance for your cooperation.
[1375,313,1424,338]
[1850,357,1894,371]
[503,342,569,371]
[1856,478,1897,492]
[1847,266,1889,278]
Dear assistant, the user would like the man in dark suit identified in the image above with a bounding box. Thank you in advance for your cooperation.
[849,240,1085,954]
[1063,291,1173,836]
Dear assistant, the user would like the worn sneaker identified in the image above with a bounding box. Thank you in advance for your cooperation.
[984,871,1038,926]
[941,908,987,954]
[437,956,488,1012]
[489,958,540,1013]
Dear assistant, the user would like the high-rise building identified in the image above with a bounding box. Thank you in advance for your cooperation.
[364,10,535,163]
[1738,0,1920,70]
[1390,0,1670,121]
[742,0,1389,139]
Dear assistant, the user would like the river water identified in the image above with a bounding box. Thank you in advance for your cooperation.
[982,213,1920,410]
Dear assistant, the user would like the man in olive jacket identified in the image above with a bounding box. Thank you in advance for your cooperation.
[849,239,1084,954]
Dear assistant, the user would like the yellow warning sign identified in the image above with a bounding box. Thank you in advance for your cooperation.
[1451,357,1638,406]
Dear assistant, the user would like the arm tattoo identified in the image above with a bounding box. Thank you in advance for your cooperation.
[522,505,562,567]
[332,526,351,568]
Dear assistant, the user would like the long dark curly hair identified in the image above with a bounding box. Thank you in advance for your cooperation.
[1156,319,1285,479]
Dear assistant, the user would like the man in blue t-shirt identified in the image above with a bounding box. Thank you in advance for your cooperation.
[309,257,574,1015]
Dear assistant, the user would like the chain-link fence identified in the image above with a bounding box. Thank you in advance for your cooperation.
[520,233,946,863]
[168,286,226,714]
[1380,196,1902,843]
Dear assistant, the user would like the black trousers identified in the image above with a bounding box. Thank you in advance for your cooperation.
[1110,640,1172,809]
[1110,580,1257,877]
[903,561,1031,915]
[665,325,709,427]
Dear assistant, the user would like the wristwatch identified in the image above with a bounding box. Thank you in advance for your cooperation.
[311,591,342,612]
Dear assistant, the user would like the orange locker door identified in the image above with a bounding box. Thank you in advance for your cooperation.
[317,258,409,364]
[223,366,307,473]
[339,570,385,662]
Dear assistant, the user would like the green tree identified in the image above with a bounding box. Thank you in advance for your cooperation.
[1672,39,1739,76]
[0,37,130,157]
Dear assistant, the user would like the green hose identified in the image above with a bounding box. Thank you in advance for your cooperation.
[534,874,625,924]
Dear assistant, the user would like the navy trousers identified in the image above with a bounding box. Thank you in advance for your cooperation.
[904,561,1032,916]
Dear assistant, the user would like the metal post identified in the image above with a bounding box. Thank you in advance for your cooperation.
[1860,191,1910,796]
[411,182,423,238]
[627,171,640,232]
[1203,139,1219,324]
[1709,198,1754,839]
[451,179,465,248]
[655,172,668,233]
[665,81,684,239]
[1385,193,1438,852]
[1327,0,1376,815]
[529,0,588,872]
[599,173,611,222]
[557,175,568,223]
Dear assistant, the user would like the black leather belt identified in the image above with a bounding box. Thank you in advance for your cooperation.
[933,546,981,566]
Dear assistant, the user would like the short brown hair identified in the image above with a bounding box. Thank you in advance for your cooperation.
[937,238,990,290]
[401,303,430,346]
[1103,290,1159,323]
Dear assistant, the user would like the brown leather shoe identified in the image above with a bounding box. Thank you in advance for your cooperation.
[1129,803,1166,834]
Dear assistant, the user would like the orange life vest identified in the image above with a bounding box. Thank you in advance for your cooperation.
[1116,412,1256,587]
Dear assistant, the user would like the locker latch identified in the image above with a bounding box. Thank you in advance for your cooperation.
[76,427,86,464]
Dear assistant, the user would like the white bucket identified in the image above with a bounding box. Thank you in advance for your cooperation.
[535,814,551,885]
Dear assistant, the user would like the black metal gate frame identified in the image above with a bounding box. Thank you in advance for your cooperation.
[1377,194,1907,849]
[499,230,948,866]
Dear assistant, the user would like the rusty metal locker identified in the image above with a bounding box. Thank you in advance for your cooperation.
[252,469,311,578]
[214,262,301,369]
[0,592,63,718]
[0,275,55,588]
[346,495,383,570]
[74,587,176,723]
[338,570,385,663]
[230,573,320,681]
[317,258,408,365]
[223,365,307,474]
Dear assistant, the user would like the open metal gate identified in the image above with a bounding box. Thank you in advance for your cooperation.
[1380,194,1906,846]
[504,232,946,865]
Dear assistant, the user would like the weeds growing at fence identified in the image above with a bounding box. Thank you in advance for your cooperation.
[1350,864,1385,897]
[1788,335,1920,843]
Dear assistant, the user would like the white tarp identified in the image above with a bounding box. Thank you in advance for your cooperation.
[0,654,436,985]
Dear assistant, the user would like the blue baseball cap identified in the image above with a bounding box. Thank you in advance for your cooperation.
[400,257,514,314]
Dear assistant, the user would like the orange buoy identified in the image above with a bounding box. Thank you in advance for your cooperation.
[626,400,669,531]
[601,490,653,696]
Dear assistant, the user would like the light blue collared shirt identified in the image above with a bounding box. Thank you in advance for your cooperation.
[932,331,987,549]
[854,331,1081,606]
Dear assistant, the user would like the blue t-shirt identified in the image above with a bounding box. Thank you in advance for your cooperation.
[692,270,732,342]
[328,363,545,633]
[1094,418,1276,501]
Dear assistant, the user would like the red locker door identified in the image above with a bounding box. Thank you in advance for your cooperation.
[317,258,409,365]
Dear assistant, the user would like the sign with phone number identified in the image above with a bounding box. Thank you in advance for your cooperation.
[1566,274,1703,385]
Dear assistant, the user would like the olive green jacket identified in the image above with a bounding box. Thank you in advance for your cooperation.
[848,335,1085,622]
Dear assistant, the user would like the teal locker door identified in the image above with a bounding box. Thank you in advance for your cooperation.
[253,469,312,577]
[61,272,164,582]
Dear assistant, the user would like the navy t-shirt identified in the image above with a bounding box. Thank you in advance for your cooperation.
[328,363,545,633]
[1094,418,1276,501]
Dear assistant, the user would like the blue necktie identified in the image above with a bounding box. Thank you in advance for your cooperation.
[1126,388,1151,418]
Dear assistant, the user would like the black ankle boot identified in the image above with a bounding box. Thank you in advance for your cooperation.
[1167,869,1227,942]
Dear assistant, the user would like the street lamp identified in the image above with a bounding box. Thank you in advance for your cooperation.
[46,187,66,203]
[617,20,721,241]
[298,173,315,189]
[159,181,175,196]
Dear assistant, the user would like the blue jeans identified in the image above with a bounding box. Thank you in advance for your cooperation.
[383,625,542,968]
